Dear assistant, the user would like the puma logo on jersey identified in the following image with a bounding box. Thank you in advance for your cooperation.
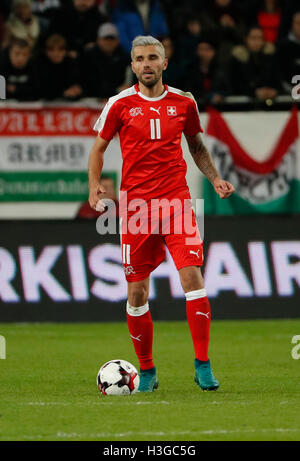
[196,311,210,319]
[190,249,200,259]
[130,334,142,342]
[150,106,161,115]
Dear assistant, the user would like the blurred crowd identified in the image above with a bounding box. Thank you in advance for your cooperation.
[0,0,299,104]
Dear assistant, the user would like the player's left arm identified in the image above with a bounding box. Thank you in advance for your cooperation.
[185,132,235,199]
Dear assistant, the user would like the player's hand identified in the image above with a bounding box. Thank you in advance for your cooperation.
[89,182,106,210]
[213,177,235,199]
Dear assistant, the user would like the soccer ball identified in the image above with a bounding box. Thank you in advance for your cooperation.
[97,359,140,395]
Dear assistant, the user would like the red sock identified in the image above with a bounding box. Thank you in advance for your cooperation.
[126,301,154,370]
[186,290,211,361]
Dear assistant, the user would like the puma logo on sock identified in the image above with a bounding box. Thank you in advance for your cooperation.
[195,311,210,319]
[130,334,142,342]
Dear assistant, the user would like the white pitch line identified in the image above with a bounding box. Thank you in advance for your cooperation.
[21,400,270,407]
[135,401,169,405]
[55,428,300,438]
[22,400,170,407]
[19,428,300,440]
[26,402,70,406]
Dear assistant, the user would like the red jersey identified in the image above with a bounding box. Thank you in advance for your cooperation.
[94,84,203,201]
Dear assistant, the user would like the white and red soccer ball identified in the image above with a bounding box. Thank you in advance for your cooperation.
[97,359,140,395]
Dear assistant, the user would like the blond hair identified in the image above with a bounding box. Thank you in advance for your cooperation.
[131,35,165,60]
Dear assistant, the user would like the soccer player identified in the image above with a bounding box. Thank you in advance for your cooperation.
[88,35,235,392]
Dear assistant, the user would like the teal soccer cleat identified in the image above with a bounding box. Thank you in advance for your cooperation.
[138,367,159,392]
[194,359,220,391]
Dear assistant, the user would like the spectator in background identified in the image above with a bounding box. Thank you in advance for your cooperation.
[30,0,62,35]
[159,0,208,36]
[201,0,245,64]
[95,0,114,16]
[112,0,169,54]
[82,22,131,98]
[257,0,282,43]
[49,0,106,58]
[227,26,281,100]
[277,0,299,39]
[184,37,228,104]
[160,36,185,88]
[36,34,82,99]
[0,38,37,100]
[2,0,40,50]
[178,17,209,69]
[31,0,62,19]
[278,11,300,94]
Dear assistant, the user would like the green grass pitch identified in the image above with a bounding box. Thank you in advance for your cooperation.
[0,319,300,441]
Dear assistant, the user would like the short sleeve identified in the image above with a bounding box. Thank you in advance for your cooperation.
[183,97,203,136]
[93,99,122,141]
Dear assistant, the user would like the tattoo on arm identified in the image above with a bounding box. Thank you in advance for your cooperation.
[186,133,219,184]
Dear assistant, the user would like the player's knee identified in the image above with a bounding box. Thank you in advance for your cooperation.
[179,266,203,293]
[128,284,148,307]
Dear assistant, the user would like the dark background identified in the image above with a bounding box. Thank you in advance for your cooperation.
[0,215,299,322]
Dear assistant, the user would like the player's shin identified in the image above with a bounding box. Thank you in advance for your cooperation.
[126,301,154,370]
[185,289,211,362]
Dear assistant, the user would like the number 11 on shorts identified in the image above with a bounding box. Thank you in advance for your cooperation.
[150,119,161,139]
[122,244,131,264]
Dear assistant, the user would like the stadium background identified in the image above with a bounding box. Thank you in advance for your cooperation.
[0,0,299,322]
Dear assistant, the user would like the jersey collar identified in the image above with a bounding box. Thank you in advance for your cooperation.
[134,83,168,101]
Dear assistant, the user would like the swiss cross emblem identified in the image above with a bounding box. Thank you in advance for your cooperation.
[167,106,177,116]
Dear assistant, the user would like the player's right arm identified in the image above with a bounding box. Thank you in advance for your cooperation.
[88,136,109,210]
[89,97,122,210]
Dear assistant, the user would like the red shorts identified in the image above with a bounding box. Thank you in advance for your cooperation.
[120,191,203,282]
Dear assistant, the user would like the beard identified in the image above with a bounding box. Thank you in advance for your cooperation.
[138,70,162,88]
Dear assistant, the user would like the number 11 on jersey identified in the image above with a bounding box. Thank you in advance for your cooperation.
[150,119,161,140]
